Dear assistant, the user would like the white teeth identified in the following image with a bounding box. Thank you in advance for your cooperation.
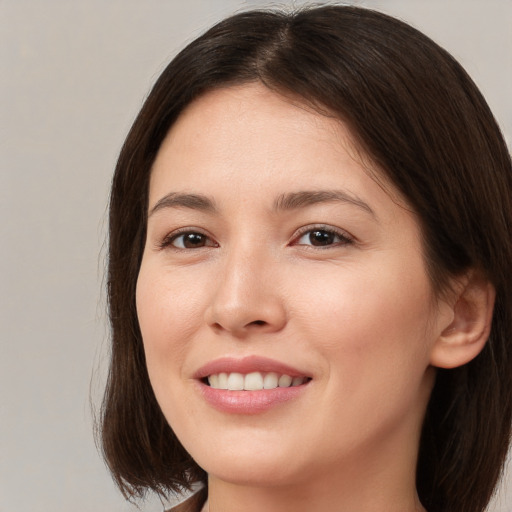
[227,372,244,390]
[278,374,292,387]
[263,372,279,389]
[208,374,219,388]
[207,371,307,390]
[218,372,228,389]
[292,376,304,386]
[244,372,264,390]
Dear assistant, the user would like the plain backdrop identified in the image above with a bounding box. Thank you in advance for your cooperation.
[1,1,511,511]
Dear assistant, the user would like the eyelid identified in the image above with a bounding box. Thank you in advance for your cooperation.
[157,227,218,250]
[154,224,354,251]
[291,224,355,247]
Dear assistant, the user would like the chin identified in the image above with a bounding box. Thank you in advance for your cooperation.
[204,457,304,488]
[185,433,309,487]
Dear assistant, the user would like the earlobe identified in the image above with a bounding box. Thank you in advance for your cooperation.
[429,270,496,369]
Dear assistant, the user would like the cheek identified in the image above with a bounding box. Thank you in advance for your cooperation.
[135,263,208,430]
[290,256,435,383]
[135,263,205,376]
[295,267,435,448]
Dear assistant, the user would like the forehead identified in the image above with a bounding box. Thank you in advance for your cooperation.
[149,83,403,210]
[160,84,357,159]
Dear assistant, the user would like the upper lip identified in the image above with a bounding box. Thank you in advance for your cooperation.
[194,355,310,380]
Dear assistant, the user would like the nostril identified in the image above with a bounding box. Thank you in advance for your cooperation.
[251,320,266,326]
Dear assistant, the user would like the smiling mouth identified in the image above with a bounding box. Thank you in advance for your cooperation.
[205,372,311,391]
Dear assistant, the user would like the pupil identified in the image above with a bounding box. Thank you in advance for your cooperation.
[310,230,334,246]
[184,233,204,248]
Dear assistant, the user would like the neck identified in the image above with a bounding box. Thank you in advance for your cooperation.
[205,476,425,512]
[205,444,426,512]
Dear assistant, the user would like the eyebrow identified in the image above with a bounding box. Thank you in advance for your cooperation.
[148,189,376,219]
[273,190,376,217]
[148,192,217,217]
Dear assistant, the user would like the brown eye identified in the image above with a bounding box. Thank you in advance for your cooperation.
[171,232,210,249]
[295,228,353,248]
[309,230,336,246]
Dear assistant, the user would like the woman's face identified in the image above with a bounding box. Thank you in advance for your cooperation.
[136,84,451,488]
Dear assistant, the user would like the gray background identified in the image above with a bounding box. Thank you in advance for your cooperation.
[1,1,511,511]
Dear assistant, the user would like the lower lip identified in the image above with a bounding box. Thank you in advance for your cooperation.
[198,382,309,414]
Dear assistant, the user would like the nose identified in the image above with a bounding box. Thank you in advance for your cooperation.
[204,245,287,338]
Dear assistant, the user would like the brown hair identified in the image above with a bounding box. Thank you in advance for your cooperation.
[101,6,512,512]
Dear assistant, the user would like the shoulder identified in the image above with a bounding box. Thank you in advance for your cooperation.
[165,487,207,512]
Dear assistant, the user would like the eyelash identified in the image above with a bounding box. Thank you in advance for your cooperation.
[158,225,354,251]
[291,225,354,248]
[158,228,217,250]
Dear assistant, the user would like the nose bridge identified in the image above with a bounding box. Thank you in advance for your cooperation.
[206,237,286,335]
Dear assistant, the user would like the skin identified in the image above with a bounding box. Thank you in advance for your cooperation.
[136,83,461,512]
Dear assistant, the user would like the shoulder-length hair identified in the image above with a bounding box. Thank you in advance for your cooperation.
[101,6,512,512]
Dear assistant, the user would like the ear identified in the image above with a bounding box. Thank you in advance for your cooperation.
[430,270,495,369]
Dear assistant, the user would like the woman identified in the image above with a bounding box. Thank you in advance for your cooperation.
[100,6,512,512]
